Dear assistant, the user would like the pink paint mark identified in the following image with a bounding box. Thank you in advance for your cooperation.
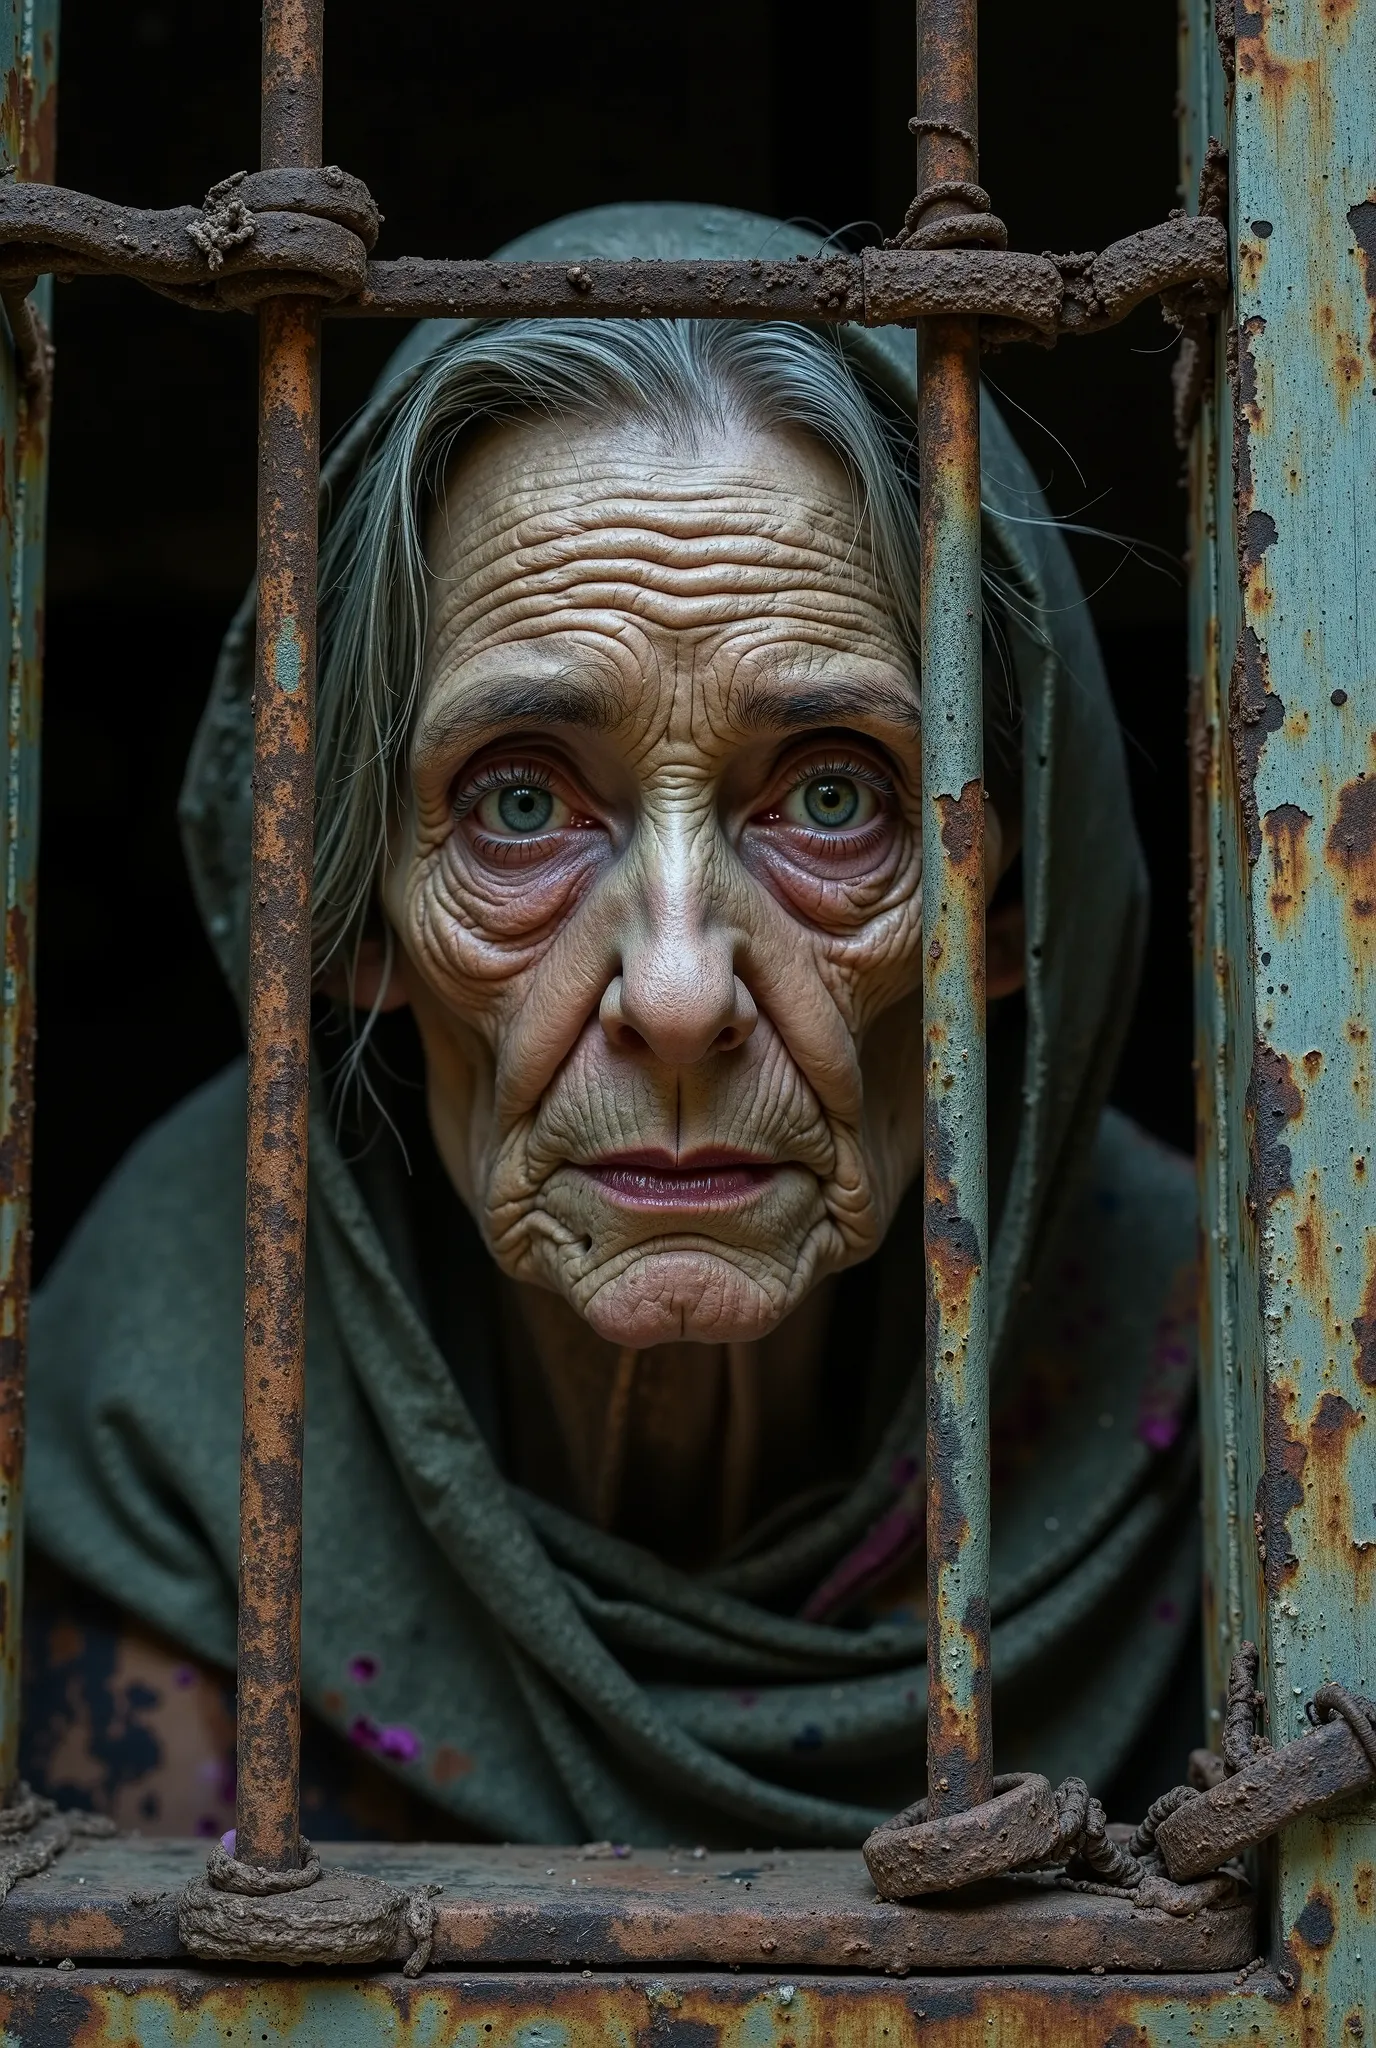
[801,1479,925,1624]
[219,1828,236,1853]
[1135,1261,1199,1453]
[350,1715,422,1764]
[347,1654,378,1684]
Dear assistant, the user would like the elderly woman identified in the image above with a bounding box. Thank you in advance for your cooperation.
[24,205,1199,1844]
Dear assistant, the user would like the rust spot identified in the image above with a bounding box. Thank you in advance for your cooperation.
[1258,1376,1305,1591]
[1293,1886,1336,1950]
[1245,1039,1301,1221]
[1187,673,1211,966]
[1232,314,1266,543]
[1293,1170,1328,1304]
[1303,1048,1323,1078]
[1327,776,1376,932]
[935,778,983,873]
[1311,1389,1361,1452]
[1309,1390,1375,1583]
[1229,629,1284,866]
[28,1909,123,1951]
[1262,803,1313,928]
[1352,1232,1376,1388]
[1355,1862,1374,1914]
[1235,0,1319,98]
[432,1744,473,1787]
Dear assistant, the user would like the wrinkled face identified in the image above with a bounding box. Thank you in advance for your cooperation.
[383,409,1000,1348]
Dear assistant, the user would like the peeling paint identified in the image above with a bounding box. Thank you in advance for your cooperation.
[1263,803,1313,929]
[1230,629,1285,866]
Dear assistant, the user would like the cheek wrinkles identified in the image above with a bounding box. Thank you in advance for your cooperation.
[403,838,608,1013]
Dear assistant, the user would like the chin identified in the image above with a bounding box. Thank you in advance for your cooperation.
[572,1248,801,1348]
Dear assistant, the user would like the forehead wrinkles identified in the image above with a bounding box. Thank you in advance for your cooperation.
[424,456,895,670]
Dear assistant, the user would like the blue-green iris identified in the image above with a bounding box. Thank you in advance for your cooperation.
[803,776,859,828]
[498,785,554,833]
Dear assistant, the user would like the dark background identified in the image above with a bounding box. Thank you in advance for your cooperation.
[34,0,1192,1276]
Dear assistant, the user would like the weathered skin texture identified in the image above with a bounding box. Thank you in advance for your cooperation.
[378,413,1007,1351]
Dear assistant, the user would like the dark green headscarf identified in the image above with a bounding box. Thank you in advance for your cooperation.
[28,205,1199,1843]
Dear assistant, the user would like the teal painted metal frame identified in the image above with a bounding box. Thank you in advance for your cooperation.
[1184,0,1376,2024]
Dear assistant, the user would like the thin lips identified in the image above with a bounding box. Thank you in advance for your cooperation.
[585,1149,776,1173]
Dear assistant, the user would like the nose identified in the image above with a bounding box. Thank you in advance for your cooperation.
[599,880,757,1067]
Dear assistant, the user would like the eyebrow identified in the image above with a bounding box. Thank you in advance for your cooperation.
[732,678,922,739]
[415,670,923,758]
[414,674,625,755]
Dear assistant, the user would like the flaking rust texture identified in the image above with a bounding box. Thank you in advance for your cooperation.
[918,292,990,1829]
[0,1965,1307,2046]
[0,0,55,1802]
[234,0,327,1878]
[1191,0,1376,2024]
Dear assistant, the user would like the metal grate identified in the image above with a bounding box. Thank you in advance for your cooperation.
[0,0,1243,1971]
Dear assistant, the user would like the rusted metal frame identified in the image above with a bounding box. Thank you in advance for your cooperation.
[0,1837,1259,1971]
[0,0,57,1807]
[1180,0,1247,1760]
[916,0,993,1820]
[236,0,323,1876]
[1183,0,1376,2027]
[0,1965,1300,2045]
[0,185,1230,340]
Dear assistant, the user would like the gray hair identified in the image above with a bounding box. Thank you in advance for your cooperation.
[313,318,1015,979]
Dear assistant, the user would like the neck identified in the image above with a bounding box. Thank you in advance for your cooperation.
[499,1277,837,1566]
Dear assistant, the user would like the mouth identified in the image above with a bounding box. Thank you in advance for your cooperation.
[579,1149,780,1212]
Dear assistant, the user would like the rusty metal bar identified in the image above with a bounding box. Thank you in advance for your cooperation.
[0,0,57,1807]
[917,0,993,1818]
[235,0,323,1874]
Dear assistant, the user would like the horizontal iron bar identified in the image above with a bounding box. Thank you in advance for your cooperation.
[0,178,1228,340]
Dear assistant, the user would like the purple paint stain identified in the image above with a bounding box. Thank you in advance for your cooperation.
[348,1654,378,1684]
[1154,1598,1180,1625]
[350,1715,422,1764]
[1137,1414,1181,1451]
[219,1828,236,1853]
[174,1665,198,1690]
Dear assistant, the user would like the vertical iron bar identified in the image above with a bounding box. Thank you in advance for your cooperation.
[0,0,58,1805]
[235,0,323,1873]
[917,0,993,1817]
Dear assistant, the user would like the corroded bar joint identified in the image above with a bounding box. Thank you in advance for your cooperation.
[236,0,324,1876]
[917,0,992,1821]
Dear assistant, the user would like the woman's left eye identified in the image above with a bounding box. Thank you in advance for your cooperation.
[473,781,570,835]
[780,773,880,832]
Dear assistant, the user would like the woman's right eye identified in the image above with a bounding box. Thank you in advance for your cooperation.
[472,781,570,836]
